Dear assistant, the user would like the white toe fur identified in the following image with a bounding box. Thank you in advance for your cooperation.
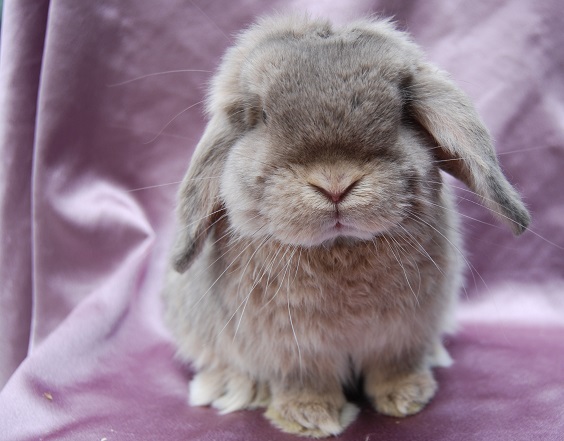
[339,402,360,429]
[212,374,256,414]
[189,370,226,407]
[430,342,454,368]
[189,368,270,413]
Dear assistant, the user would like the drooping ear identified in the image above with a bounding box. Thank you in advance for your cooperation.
[172,114,237,273]
[408,64,531,235]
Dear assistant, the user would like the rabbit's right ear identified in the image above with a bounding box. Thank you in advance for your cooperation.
[407,63,531,235]
[172,114,236,273]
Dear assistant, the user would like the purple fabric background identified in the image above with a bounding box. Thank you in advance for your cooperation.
[0,1,563,440]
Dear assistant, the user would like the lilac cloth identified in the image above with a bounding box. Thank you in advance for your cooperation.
[0,1,563,440]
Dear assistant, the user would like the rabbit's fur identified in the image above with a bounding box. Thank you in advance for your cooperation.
[163,15,530,437]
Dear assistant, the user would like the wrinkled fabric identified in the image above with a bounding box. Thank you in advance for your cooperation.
[0,1,563,440]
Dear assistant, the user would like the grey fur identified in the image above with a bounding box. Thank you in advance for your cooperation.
[163,15,530,438]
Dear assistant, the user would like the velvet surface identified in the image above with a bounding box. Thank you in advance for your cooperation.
[0,1,563,440]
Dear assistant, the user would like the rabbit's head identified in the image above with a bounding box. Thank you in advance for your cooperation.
[172,15,530,273]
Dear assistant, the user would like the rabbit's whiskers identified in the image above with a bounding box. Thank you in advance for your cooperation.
[380,236,420,306]
[262,247,298,308]
[107,69,211,87]
[393,223,469,300]
[233,237,276,336]
[127,180,184,192]
[407,211,488,294]
[218,235,272,339]
[188,0,232,43]
[395,224,443,274]
[192,225,268,308]
[415,178,563,250]
[126,174,224,193]
[144,99,206,144]
[174,204,225,231]
[287,281,304,382]
[402,206,505,324]
[186,213,265,291]
[392,235,423,296]
[231,151,275,168]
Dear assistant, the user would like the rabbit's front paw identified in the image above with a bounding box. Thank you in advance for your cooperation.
[367,369,437,417]
[265,390,358,438]
[189,368,270,413]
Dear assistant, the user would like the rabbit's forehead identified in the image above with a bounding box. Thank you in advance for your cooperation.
[244,39,407,132]
[244,35,410,93]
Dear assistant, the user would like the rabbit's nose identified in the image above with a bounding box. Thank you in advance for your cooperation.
[309,179,360,203]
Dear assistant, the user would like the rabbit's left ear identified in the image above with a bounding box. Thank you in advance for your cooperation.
[408,64,531,234]
[172,114,235,273]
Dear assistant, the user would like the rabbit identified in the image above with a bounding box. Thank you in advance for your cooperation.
[162,14,531,438]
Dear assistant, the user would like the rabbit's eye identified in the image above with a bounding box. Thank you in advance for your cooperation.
[262,109,268,124]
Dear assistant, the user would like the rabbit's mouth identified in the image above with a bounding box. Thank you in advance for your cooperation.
[330,220,349,235]
[317,218,378,244]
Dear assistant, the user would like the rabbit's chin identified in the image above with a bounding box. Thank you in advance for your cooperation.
[274,219,388,248]
[315,223,379,246]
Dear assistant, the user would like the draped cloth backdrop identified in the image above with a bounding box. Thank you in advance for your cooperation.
[0,1,563,440]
